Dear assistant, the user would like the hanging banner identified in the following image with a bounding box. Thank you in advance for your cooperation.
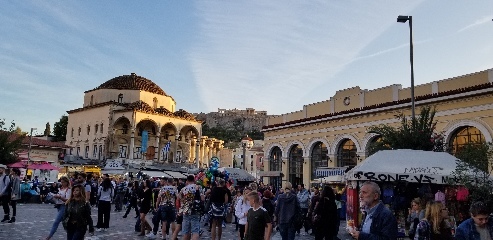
[141,130,148,153]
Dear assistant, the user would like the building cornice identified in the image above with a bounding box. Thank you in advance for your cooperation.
[262,83,493,132]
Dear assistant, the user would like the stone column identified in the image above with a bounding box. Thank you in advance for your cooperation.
[129,128,135,160]
[196,139,201,168]
[303,156,311,187]
[154,132,160,161]
[281,157,289,188]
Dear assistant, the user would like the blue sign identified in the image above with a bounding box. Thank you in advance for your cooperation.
[141,130,148,153]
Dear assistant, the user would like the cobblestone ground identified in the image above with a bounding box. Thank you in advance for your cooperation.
[0,203,355,240]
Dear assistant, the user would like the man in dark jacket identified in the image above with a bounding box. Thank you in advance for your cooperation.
[455,201,493,240]
[349,181,397,240]
[274,182,300,240]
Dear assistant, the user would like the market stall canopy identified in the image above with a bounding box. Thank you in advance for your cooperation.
[220,167,256,182]
[345,149,465,184]
[8,162,27,168]
[28,163,59,170]
[314,175,344,183]
[141,170,168,178]
[163,171,188,179]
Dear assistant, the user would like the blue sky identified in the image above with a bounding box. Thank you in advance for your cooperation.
[1,1,492,134]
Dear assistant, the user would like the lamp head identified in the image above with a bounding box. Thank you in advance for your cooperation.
[397,15,410,23]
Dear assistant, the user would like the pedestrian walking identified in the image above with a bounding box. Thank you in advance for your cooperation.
[414,201,453,240]
[0,164,12,222]
[96,177,114,231]
[297,184,310,235]
[274,182,300,240]
[209,178,228,240]
[244,191,272,240]
[178,175,204,240]
[43,176,72,240]
[312,185,338,240]
[114,178,125,211]
[8,168,21,223]
[137,179,153,236]
[148,178,178,239]
[407,198,425,239]
[62,185,94,240]
[123,181,140,218]
[235,187,252,240]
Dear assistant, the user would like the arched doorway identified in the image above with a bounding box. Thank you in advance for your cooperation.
[288,145,303,187]
[269,146,282,191]
[311,142,328,180]
[337,139,357,167]
[449,126,485,154]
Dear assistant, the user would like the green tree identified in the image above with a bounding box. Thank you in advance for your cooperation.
[452,142,493,208]
[0,119,25,164]
[53,115,68,141]
[367,106,444,155]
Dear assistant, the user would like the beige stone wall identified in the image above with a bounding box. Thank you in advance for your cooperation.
[83,89,176,111]
[306,100,331,118]
[365,86,396,107]
[66,105,111,158]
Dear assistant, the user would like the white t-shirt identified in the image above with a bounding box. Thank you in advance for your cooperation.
[54,187,71,205]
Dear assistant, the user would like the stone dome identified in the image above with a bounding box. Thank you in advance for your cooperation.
[86,73,167,96]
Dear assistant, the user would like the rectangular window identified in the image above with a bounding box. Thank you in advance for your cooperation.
[95,125,99,134]
[76,147,80,156]
[119,145,127,158]
[135,147,142,159]
[93,145,98,158]
[99,145,103,160]
[100,123,103,133]
[85,146,89,158]
[70,148,73,155]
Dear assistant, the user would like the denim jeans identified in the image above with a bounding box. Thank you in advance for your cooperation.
[279,223,296,240]
[182,214,201,234]
[48,204,66,238]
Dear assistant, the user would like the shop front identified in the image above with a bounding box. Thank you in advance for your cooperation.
[344,149,475,237]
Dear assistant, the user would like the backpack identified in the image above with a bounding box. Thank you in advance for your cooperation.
[191,189,204,215]
[3,175,12,196]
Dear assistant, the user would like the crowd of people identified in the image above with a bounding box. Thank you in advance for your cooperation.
[1,162,493,240]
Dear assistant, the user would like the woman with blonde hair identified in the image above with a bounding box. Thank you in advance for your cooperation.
[235,186,252,240]
[407,198,425,239]
[43,176,72,240]
[62,185,94,239]
[414,201,453,239]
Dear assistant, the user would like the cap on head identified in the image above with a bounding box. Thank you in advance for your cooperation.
[0,164,7,169]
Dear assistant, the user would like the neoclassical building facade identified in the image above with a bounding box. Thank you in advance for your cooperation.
[262,68,493,187]
[66,73,223,167]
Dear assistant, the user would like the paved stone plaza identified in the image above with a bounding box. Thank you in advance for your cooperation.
[0,203,354,240]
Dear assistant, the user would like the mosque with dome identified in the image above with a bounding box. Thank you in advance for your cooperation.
[65,73,224,170]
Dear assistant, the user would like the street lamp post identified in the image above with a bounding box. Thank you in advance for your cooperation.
[28,127,37,165]
[397,15,415,120]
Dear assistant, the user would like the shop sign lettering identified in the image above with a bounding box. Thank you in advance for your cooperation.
[352,171,448,184]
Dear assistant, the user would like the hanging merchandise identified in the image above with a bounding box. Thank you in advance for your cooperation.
[456,186,469,202]
[435,190,445,204]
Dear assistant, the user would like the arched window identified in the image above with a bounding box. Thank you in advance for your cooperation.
[78,127,81,136]
[100,123,103,133]
[311,142,328,180]
[288,145,303,187]
[269,147,282,172]
[118,93,123,103]
[337,139,357,167]
[95,124,99,134]
[449,126,485,154]
[153,97,158,109]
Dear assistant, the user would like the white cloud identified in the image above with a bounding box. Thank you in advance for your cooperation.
[457,15,493,33]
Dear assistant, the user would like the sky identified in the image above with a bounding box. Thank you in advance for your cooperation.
[1,1,492,135]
